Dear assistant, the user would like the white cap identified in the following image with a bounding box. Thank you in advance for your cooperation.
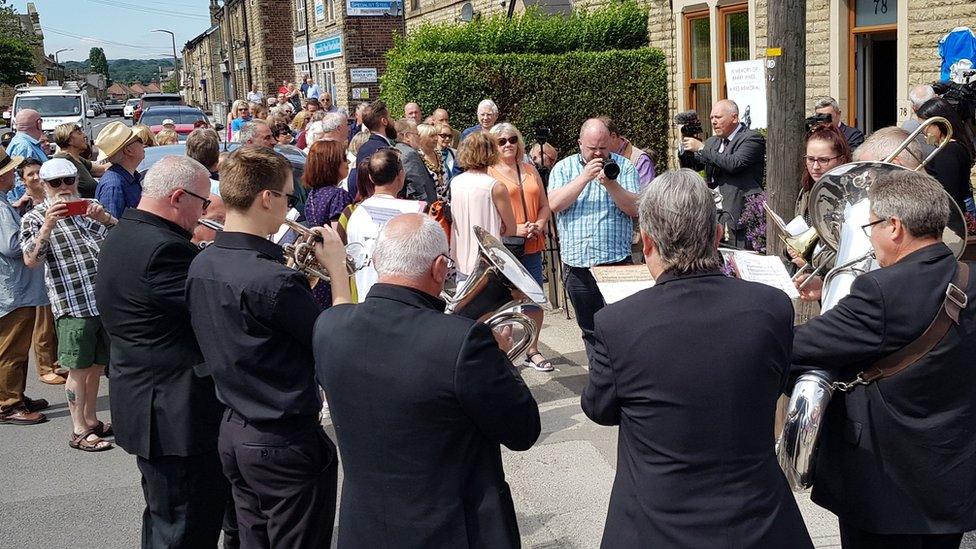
[162,118,175,126]
[39,158,77,180]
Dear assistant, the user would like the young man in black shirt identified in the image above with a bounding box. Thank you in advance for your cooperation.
[186,145,351,548]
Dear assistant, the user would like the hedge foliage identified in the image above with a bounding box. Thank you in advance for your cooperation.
[381,1,668,162]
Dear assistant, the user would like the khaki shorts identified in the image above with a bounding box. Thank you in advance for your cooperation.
[56,316,110,369]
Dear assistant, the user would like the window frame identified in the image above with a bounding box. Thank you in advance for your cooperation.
[847,4,897,127]
[717,3,750,99]
[684,9,712,118]
[295,0,307,33]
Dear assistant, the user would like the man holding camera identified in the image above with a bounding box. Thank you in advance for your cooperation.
[549,118,639,364]
[679,99,765,249]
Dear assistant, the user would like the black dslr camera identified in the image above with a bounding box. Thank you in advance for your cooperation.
[577,154,620,180]
[805,112,832,132]
[533,126,552,146]
[674,110,703,138]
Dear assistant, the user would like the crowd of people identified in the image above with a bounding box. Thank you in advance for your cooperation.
[1,74,976,549]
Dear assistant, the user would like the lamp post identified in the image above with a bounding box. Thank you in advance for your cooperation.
[53,48,72,65]
[152,29,179,90]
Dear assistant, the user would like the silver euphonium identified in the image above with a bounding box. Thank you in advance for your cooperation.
[776,116,969,491]
[444,226,548,362]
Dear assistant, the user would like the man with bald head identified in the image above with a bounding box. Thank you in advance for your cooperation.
[548,118,640,362]
[679,99,766,249]
[5,109,48,201]
[313,212,540,548]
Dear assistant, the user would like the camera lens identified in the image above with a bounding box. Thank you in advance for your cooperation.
[603,159,620,180]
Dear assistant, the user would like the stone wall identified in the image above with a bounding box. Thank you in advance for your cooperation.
[908,0,976,86]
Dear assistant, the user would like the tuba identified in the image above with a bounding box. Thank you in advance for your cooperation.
[776,117,969,491]
[444,226,548,361]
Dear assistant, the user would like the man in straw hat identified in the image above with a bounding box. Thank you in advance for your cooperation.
[94,121,146,219]
[21,158,118,451]
[0,149,51,425]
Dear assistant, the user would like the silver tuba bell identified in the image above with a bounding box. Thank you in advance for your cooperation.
[776,116,969,491]
[444,226,548,362]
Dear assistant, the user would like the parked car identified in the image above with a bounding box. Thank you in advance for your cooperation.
[123,98,140,119]
[140,106,210,142]
[103,100,125,117]
[133,93,183,124]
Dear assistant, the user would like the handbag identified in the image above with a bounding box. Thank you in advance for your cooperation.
[502,163,529,258]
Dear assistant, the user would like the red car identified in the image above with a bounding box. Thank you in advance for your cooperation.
[141,106,210,142]
[132,93,183,124]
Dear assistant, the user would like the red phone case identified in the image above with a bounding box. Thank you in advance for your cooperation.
[63,200,89,216]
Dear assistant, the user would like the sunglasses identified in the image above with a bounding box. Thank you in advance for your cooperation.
[497,136,519,146]
[268,189,299,209]
[46,177,77,188]
[181,188,212,210]
[438,133,452,139]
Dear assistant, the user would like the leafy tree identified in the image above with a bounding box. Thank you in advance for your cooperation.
[0,0,36,45]
[89,47,110,82]
[162,79,179,93]
[0,36,34,86]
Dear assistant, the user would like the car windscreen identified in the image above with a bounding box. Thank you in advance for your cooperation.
[126,99,141,106]
[141,111,207,126]
[15,95,83,117]
[142,97,182,107]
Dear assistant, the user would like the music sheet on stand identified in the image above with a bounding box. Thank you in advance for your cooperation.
[731,251,800,299]
[591,265,655,304]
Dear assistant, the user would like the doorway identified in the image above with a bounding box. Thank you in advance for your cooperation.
[854,31,897,133]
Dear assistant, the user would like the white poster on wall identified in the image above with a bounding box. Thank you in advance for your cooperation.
[724,59,767,130]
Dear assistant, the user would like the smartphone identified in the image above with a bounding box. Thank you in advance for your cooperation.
[63,200,89,216]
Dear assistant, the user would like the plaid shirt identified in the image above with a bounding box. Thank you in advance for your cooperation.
[20,200,111,319]
[548,152,640,268]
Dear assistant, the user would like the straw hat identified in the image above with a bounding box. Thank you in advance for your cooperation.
[94,121,140,162]
[0,148,24,178]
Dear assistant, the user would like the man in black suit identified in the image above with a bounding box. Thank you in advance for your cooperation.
[393,118,438,204]
[313,213,541,548]
[582,169,812,548]
[793,170,976,548]
[97,155,229,548]
[679,99,766,249]
[347,100,395,191]
[815,96,866,150]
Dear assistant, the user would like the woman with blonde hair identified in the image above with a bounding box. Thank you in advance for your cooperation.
[154,128,179,146]
[131,124,156,148]
[416,123,447,199]
[434,121,458,189]
[450,131,517,280]
[52,122,107,198]
[227,99,249,141]
[487,122,553,370]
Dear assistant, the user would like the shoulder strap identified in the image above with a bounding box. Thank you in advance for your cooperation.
[837,261,970,391]
[515,162,528,221]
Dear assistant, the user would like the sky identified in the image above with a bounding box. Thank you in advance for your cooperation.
[12,0,215,63]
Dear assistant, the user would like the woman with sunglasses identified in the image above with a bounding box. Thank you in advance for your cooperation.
[416,123,446,197]
[434,122,458,194]
[52,123,107,199]
[488,123,553,372]
[916,97,976,216]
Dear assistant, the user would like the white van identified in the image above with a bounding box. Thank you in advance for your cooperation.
[3,86,95,142]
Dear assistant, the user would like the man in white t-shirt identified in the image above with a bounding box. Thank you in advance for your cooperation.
[345,149,425,301]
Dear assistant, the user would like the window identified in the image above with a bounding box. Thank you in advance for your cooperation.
[316,61,337,103]
[718,4,750,98]
[325,0,335,22]
[685,11,712,136]
[295,0,307,33]
[410,0,419,11]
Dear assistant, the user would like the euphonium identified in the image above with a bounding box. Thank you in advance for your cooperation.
[776,116,969,491]
[444,226,548,361]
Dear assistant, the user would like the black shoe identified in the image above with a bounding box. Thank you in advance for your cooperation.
[23,397,50,412]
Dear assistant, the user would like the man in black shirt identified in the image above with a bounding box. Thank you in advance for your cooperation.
[186,145,352,549]
[97,155,228,547]
[814,97,865,150]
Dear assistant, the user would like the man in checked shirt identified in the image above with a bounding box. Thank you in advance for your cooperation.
[21,158,118,453]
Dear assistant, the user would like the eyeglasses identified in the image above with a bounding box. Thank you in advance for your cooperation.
[439,253,455,271]
[46,177,77,188]
[180,188,212,211]
[437,133,452,139]
[497,136,519,146]
[804,154,841,166]
[861,218,887,237]
[268,189,299,209]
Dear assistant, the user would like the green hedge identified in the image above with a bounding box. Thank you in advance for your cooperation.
[381,48,669,164]
[398,2,649,55]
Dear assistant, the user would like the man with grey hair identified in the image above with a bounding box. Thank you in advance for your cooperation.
[814,97,865,149]
[582,168,811,548]
[793,169,976,548]
[852,126,923,169]
[313,212,540,548]
[679,98,766,249]
[5,109,47,202]
[239,119,275,149]
[460,99,500,141]
[394,118,437,204]
[321,111,349,142]
[903,84,938,155]
[97,154,229,547]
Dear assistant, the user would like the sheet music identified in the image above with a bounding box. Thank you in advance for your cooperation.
[591,265,655,304]
[731,251,800,299]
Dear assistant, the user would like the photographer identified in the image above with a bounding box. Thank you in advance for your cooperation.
[814,97,864,149]
[678,99,765,249]
[549,118,639,364]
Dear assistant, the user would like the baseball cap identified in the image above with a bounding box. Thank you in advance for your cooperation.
[162,119,175,126]
[39,158,78,181]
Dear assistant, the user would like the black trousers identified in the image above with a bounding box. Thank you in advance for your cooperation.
[563,260,630,365]
[839,521,963,549]
[136,451,228,549]
[219,409,338,549]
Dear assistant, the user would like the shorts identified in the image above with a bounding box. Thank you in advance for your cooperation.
[56,316,110,369]
[518,252,544,312]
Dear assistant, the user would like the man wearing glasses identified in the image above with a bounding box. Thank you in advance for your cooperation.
[21,158,117,452]
[96,155,231,547]
[186,146,351,548]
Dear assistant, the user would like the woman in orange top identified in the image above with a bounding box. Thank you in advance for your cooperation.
[488,122,553,372]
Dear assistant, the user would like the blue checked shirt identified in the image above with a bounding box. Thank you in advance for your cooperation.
[549,152,639,268]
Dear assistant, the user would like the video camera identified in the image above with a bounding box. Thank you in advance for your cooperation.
[933,77,976,128]
[804,112,832,132]
[674,110,703,138]
[533,126,552,146]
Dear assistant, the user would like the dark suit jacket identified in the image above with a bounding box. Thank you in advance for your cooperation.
[679,125,766,224]
[840,122,865,149]
[395,142,438,204]
[582,270,812,549]
[347,132,392,195]
[313,283,541,549]
[96,209,224,459]
[793,243,976,534]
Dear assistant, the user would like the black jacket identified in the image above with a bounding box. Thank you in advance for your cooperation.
[678,126,766,224]
[582,270,812,549]
[793,243,976,534]
[96,209,223,458]
[313,283,540,549]
[395,142,438,204]
[840,122,865,150]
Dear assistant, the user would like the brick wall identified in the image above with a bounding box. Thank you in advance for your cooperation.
[344,16,404,107]
[805,0,830,109]
[405,0,511,30]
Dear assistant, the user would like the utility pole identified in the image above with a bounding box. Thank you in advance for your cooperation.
[152,29,179,90]
[764,0,806,259]
[224,0,236,103]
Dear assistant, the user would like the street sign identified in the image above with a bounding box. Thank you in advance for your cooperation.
[350,68,377,83]
[352,87,370,100]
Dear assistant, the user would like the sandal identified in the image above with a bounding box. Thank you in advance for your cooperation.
[39,373,66,385]
[523,352,554,372]
[69,429,113,452]
[92,420,113,438]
